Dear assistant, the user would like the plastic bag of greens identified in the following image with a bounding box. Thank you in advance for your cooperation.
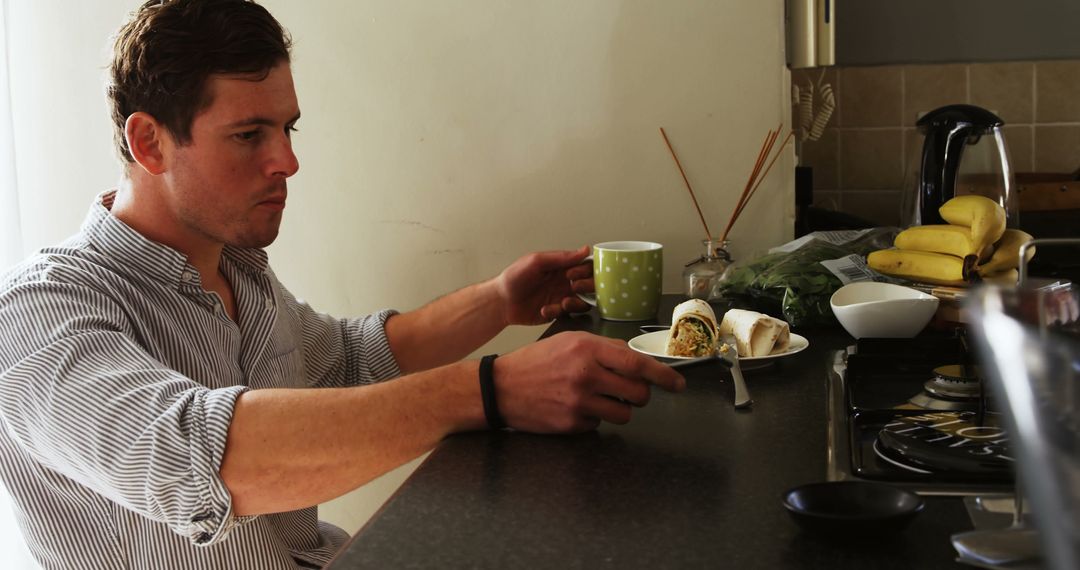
[716,228,899,327]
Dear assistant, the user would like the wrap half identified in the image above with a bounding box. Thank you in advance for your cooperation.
[718,309,790,357]
[665,299,719,357]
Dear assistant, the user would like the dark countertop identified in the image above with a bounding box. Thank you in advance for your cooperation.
[328,295,971,569]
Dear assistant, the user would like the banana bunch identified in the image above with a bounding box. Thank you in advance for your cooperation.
[867,248,972,286]
[867,195,1034,287]
[979,228,1036,275]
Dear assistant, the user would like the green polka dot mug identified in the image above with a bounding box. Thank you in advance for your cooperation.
[578,241,663,321]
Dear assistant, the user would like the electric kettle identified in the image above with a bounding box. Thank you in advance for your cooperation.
[901,104,1018,228]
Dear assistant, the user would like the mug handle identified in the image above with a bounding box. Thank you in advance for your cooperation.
[576,254,597,306]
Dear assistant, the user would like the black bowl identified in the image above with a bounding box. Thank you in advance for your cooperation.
[781,481,925,538]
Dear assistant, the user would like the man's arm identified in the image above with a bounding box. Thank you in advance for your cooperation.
[384,247,593,373]
[219,331,685,516]
[0,260,681,539]
[382,279,506,374]
[220,359,482,515]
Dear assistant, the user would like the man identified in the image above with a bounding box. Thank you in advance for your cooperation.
[0,1,684,568]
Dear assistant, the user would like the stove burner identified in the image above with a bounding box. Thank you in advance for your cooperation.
[831,336,1016,494]
[875,411,1013,477]
[907,364,985,411]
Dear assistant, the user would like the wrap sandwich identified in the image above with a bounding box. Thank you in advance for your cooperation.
[665,299,719,357]
[718,309,790,357]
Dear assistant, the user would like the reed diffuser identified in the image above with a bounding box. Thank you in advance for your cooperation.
[660,125,792,300]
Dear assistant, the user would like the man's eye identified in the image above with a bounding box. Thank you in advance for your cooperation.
[286,125,299,137]
[235,130,260,142]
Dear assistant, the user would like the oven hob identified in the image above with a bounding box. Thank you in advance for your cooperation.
[909,364,987,411]
[852,409,1012,481]
[827,334,1015,496]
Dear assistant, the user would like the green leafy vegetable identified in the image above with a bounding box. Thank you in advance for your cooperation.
[716,229,898,326]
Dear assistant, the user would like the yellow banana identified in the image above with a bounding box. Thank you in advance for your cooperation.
[978,229,1035,275]
[981,268,1019,286]
[894,225,983,261]
[867,248,974,287]
[938,195,1006,252]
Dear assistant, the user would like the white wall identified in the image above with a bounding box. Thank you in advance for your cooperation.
[5,0,791,542]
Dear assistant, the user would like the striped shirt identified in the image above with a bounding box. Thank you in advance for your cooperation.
[0,191,401,569]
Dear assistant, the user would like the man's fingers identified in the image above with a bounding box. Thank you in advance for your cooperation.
[538,295,593,320]
[587,364,651,407]
[568,416,603,433]
[581,395,634,425]
[593,341,686,393]
[569,277,594,294]
[565,264,593,281]
[530,246,590,272]
[540,302,568,320]
[560,297,590,314]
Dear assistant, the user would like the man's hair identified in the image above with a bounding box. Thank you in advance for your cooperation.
[108,0,292,163]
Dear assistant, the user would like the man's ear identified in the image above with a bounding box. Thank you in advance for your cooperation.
[124,112,168,175]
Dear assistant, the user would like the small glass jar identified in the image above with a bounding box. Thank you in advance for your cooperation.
[682,239,733,300]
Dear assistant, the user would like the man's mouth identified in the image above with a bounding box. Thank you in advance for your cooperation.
[258,181,289,211]
[257,197,287,211]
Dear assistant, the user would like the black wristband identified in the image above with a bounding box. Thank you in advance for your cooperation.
[479,354,506,430]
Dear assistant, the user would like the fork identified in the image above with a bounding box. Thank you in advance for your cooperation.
[670,339,753,409]
[720,336,754,409]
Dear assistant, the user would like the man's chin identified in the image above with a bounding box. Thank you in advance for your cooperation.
[232,227,281,249]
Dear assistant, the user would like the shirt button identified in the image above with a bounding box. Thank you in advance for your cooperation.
[264,298,274,310]
[181,271,193,282]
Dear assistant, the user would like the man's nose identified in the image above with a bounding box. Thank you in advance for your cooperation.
[270,136,300,178]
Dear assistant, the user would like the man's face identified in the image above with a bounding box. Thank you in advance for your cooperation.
[162,62,300,249]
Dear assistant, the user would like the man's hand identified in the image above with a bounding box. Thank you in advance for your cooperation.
[385,245,593,373]
[495,245,594,326]
[492,331,686,433]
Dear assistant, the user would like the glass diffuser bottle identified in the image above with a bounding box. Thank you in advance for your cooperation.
[682,238,732,300]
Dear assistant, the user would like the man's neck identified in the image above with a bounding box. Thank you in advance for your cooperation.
[111,174,224,280]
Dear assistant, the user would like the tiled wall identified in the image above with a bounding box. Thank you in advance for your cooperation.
[793,60,1080,226]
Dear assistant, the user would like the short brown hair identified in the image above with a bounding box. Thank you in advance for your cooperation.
[108,0,292,163]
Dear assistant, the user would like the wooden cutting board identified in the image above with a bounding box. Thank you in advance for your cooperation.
[957,172,1080,211]
[1016,176,1080,211]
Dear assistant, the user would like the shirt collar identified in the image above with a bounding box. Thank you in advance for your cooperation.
[223,245,269,275]
[81,190,269,287]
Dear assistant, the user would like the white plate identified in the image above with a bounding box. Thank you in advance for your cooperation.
[627,330,810,362]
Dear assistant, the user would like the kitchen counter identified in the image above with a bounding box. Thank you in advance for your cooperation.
[327,295,972,569]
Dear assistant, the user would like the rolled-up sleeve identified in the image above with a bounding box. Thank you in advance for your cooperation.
[0,281,250,546]
[276,278,401,387]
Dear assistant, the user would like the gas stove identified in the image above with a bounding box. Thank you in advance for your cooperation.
[826,334,1015,496]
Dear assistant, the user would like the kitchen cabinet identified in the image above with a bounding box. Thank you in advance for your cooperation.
[836,0,1080,65]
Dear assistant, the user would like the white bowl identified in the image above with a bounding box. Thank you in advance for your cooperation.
[830,282,940,339]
